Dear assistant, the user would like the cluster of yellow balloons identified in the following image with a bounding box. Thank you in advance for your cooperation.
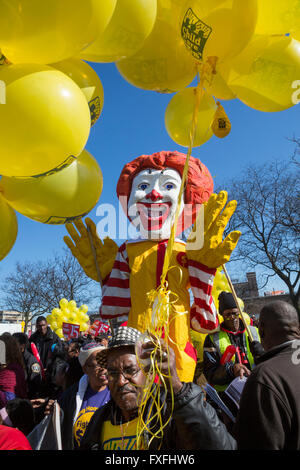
[46,299,90,339]
[163,0,300,145]
[1,0,300,261]
[0,1,113,260]
[0,150,103,225]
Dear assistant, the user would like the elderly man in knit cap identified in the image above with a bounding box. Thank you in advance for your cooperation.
[203,292,263,401]
[57,341,110,450]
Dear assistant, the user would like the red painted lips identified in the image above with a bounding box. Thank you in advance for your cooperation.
[137,202,172,231]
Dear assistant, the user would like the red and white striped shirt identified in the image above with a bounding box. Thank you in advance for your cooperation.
[100,240,218,334]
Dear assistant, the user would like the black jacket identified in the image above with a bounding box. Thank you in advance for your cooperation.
[30,327,62,370]
[23,349,42,399]
[79,382,237,451]
[203,321,256,388]
[235,340,300,450]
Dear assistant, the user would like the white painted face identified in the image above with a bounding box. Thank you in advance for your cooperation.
[127,167,184,240]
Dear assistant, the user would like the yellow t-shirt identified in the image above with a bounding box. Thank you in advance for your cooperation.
[101,417,144,450]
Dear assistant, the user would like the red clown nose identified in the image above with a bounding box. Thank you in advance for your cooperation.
[146,189,163,202]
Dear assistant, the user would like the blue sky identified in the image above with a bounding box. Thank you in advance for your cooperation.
[0,61,299,300]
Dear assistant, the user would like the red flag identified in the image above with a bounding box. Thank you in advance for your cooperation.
[220,345,236,365]
[62,322,80,340]
[88,320,109,337]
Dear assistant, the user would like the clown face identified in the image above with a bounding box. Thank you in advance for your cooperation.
[128,167,184,240]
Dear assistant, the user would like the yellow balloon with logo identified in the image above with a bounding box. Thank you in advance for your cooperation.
[0,193,18,261]
[0,150,103,225]
[116,0,197,93]
[180,0,258,64]
[0,0,117,64]
[227,35,300,112]
[0,64,91,177]
[255,0,300,35]
[79,0,157,63]
[165,87,217,147]
[51,58,104,127]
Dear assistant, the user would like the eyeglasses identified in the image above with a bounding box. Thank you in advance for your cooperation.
[107,367,140,381]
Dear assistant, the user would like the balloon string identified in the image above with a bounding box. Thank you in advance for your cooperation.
[136,63,210,450]
[86,222,115,336]
[222,264,254,342]
[160,65,206,286]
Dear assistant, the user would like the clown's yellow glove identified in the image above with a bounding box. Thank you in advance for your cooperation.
[63,218,118,283]
[186,191,241,268]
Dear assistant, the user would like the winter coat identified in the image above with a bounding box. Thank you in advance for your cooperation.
[30,327,62,370]
[235,340,300,450]
[79,382,237,451]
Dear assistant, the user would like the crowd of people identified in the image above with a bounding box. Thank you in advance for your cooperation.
[0,295,299,451]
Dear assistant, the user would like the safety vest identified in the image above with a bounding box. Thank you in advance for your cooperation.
[209,326,260,392]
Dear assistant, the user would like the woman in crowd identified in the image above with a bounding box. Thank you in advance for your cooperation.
[0,333,28,408]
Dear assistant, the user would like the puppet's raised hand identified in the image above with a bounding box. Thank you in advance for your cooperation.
[63,218,118,282]
[186,191,241,268]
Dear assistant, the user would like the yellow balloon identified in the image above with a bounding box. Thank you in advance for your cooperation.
[51,308,61,317]
[211,102,231,138]
[205,64,236,100]
[255,0,300,35]
[293,31,300,42]
[59,298,69,309]
[68,300,77,311]
[227,35,300,112]
[180,0,258,63]
[0,64,91,177]
[50,321,58,331]
[79,0,157,63]
[0,150,103,225]
[0,0,117,64]
[62,308,71,317]
[55,328,64,339]
[68,315,79,325]
[80,322,89,332]
[0,193,18,261]
[51,58,104,127]
[80,313,89,323]
[116,1,197,93]
[165,87,217,147]
[80,304,89,314]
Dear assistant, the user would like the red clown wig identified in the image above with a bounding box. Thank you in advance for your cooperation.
[116,150,214,231]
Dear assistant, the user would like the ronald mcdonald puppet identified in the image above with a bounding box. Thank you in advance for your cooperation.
[64,151,240,382]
